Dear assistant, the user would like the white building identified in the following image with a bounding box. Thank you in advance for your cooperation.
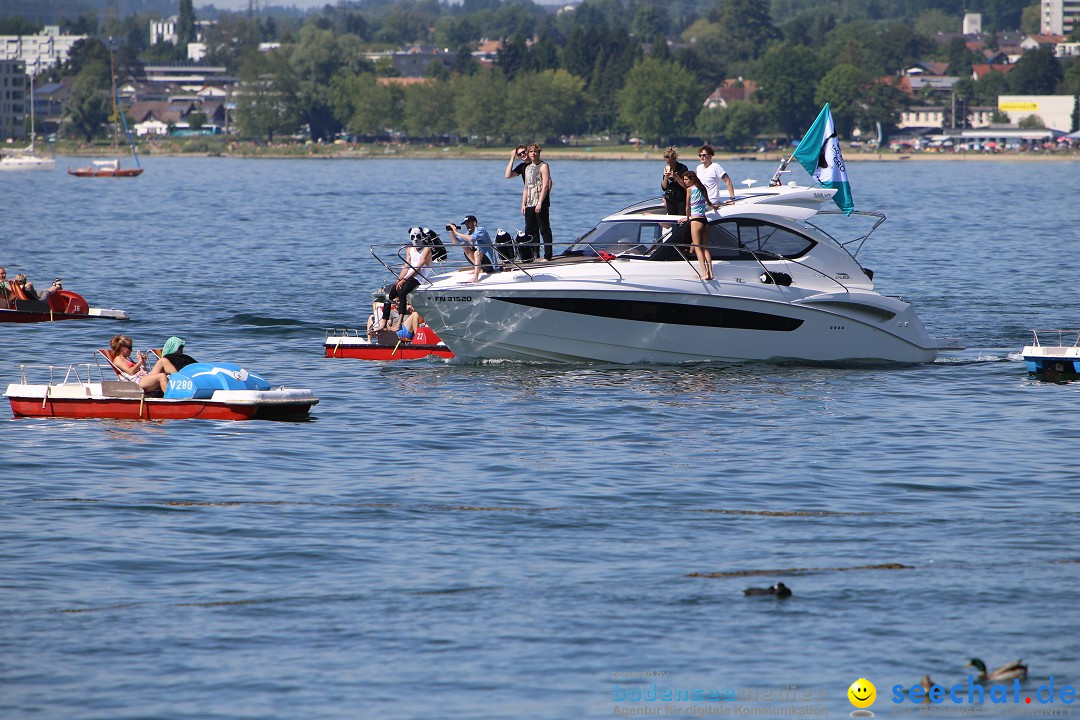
[1041,0,1080,35]
[151,17,178,46]
[963,13,982,35]
[998,95,1078,131]
[0,27,87,74]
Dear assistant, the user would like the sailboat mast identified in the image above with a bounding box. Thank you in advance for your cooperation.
[28,61,35,152]
[109,44,119,154]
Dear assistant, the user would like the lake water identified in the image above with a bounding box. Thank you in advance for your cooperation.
[2,156,1079,719]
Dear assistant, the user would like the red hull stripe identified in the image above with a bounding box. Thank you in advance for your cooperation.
[0,310,92,323]
[8,398,311,421]
[324,344,454,360]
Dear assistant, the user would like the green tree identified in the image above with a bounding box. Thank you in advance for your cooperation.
[815,64,871,138]
[203,14,263,72]
[56,38,110,85]
[497,34,529,79]
[402,80,456,138]
[1020,4,1041,34]
[1008,46,1064,94]
[631,6,667,38]
[505,69,587,139]
[0,18,40,35]
[708,0,781,64]
[177,0,196,48]
[234,50,301,142]
[973,70,1011,105]
[289,26,372,141]
[697,100,769,149]
[525,33,560,73]
[451,69,508,144]
[1017,114,1046,128]
[616,56,701,144]
[914,9,956,36]
[940,37,978,76]
[753,44,824,138]
[1062,59,1080,96]
[679,20,729,89]
[65,64,110,142]
[330,72,403,136]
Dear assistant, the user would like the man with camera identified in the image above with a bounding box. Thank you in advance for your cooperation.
[447,214,496,284]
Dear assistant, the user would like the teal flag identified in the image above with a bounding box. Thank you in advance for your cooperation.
[792,103,854,215]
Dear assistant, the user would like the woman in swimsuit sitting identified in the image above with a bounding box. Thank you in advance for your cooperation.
[109,334,149,380]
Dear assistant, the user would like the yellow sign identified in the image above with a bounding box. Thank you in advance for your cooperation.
[1000,101,1039,111]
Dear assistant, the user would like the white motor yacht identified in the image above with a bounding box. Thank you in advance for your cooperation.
[393,183,941,365]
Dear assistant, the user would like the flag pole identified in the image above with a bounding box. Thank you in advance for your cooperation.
[768,155,793,186]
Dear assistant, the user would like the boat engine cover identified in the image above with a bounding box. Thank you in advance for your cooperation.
[165,363,272,399]
[48,290,89,315]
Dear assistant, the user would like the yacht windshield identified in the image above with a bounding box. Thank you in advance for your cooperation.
[564,220,671,257]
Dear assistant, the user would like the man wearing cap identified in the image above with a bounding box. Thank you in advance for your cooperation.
[448,214,496,283]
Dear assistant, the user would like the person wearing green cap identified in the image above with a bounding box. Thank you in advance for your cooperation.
[138,336,197,396]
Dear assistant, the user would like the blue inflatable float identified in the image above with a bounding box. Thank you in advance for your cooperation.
[164,363,272,400]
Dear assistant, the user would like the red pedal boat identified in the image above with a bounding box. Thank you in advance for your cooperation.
[1,280,127,323]
[325,325,454,361]
[6,357,318,421]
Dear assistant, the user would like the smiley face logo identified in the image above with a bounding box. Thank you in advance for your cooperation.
[848,678,876,710]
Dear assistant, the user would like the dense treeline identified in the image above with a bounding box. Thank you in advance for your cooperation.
[15,0,1080,144]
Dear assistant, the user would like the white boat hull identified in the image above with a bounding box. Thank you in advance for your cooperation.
[413,280,937,364]
[0,155,56,171]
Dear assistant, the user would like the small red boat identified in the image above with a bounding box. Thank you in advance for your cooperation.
[6,358,318,421]
[325,325,454,361]
[67,161,143,178]
[1,280,128,323]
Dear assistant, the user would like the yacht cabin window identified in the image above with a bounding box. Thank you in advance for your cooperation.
[568,220,669,257]
[716,220,816,260]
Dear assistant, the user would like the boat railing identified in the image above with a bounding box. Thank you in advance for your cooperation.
[1030,329,1080,348]
[807,210,886,258]
[371,240,630,284]
[370,238,866,294]
[325,328,366,339]
[16,362,109,386]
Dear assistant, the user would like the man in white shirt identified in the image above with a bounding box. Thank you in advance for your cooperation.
[695,144,736,205]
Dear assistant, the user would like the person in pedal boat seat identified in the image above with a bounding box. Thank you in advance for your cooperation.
[140,336,197,396]
[11,272,62,303]
[367,294,401,341]
[397,305,421,341]
[109,334,149,380]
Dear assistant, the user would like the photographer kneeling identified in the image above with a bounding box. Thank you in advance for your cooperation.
[447,214,496,284]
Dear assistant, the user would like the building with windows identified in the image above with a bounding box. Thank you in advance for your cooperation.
[0,59,27,140]
[1041,0,1080,35]
[0,27,86,74]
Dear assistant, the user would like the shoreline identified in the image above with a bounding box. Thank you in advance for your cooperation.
[56,145,1080,162]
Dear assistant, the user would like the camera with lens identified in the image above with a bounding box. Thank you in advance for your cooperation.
[445,223,457,232]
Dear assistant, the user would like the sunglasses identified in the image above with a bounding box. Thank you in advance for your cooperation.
[698,153,710,157]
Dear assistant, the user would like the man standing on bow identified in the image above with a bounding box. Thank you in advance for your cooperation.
[695,144,736,206]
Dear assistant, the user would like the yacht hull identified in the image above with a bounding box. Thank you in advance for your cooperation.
[413,286,937,365]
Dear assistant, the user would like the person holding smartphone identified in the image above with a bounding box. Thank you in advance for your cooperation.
[661,147,689,216]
